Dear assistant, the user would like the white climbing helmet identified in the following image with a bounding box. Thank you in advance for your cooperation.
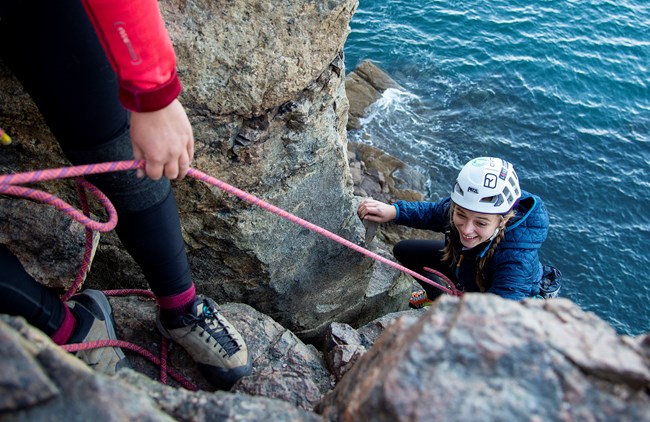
[450,157,521,214]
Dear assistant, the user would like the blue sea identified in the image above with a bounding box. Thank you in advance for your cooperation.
[344,0,650,336]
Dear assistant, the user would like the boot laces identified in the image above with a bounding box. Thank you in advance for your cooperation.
[184,300,241,357]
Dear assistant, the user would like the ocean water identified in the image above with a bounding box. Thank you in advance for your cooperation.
[344,0,650,335]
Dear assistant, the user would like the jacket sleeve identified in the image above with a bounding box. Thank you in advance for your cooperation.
[485,252,540,300]
[394,197,452,232]
[81,0,181,112]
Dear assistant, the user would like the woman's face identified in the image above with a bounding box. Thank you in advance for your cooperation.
[452,206,502,249]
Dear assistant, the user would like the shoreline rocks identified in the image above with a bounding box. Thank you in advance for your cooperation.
[345,60,403,131]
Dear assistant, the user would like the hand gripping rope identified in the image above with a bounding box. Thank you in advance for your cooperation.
[0,160,462,388]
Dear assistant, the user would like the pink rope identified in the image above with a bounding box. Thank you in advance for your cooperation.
[0,180,118,232]
[187,167,462,296]
[160,336,169,385]
[1,159,463,389]
[61,339,198,391]
[0,161,142,232]
[60,179,96,302]
[1,159,462,295]
[99,289,186,388]
[0,160,144,185]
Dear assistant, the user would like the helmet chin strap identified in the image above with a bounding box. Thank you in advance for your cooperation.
[489,228,499,241]
[489,214,510,241]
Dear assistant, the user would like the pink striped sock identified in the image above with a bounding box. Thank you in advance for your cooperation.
[51,304,77,345]
[156,284,197,318]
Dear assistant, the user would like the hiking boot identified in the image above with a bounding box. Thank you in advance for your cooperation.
[66,289,128,375]
[156,296,252,389]
[409,290,433,309]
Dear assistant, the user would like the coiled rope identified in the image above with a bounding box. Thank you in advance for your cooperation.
[0,159,462,389]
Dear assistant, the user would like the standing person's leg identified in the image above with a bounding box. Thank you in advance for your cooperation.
[0,244,128,374]
[393,239,454,301]
[0,1,128,375]
[0,0,250,387]
[0,245,71,341]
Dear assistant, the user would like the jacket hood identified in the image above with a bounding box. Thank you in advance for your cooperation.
[501,191,549,250]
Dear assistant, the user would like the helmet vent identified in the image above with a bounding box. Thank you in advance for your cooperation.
[454,182,464,196]
[509,176,520,196]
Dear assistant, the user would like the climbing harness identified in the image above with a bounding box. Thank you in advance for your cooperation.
[0,159,462,389]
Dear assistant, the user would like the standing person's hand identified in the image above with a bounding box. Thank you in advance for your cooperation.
[358,199,397,223]
[130,99,194,180]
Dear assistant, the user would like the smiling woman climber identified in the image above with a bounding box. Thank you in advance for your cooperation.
[358,156,561,307]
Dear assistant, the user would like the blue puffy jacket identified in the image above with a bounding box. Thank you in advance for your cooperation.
[393,191,549,300]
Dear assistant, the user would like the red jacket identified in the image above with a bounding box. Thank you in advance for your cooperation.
[81,0,181,112]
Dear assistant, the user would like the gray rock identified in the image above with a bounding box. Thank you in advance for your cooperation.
[324,322,364,353]
[345,60,402,130]
[162,0,358,118]
[323,322,366,382]
[0,315,322,421]
[0,198,100,290]
[0,316,173,421]
[326,344,365,383]
[356,309,423,349]
[118,368,323,421]
[317,295,650,422]
[109,295,331,411]
[0,318,59,413]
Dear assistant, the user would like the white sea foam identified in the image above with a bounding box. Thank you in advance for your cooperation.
[358,88,421,127]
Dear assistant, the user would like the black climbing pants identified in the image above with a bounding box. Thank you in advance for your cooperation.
[393,239,455,300]
[0,0,192,335]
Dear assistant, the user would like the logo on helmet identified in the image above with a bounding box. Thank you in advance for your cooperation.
[471,157,489,167]
[499,166,508,180]
[468,186,479,194]
[483,173,498,189]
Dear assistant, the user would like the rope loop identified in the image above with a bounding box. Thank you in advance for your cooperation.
[0,161,144,232]
[61,337,198,391]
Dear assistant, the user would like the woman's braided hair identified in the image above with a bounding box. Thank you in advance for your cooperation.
[443,202,514,292]
[441,203,459,264]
